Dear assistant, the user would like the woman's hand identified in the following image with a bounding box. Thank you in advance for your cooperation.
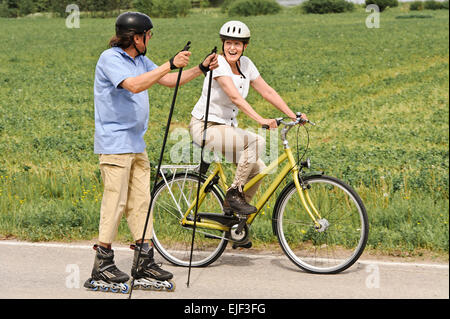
[297,113,309,125]
[260,118,278,129]
[199,52,219,75]
[203,53,218,70]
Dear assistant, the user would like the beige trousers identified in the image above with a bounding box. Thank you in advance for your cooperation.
[98,153,152,244]
[189,117,266,202]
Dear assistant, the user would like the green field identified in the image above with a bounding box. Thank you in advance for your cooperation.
[0,6,448,258]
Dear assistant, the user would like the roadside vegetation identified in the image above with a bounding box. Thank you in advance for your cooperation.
[0,4,448,259]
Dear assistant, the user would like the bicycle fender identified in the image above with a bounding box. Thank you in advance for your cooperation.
[299,170,325,178]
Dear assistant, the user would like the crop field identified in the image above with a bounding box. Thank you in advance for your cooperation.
[0,6,448,257]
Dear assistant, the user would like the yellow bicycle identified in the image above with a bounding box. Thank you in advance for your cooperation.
[150,116,369,274]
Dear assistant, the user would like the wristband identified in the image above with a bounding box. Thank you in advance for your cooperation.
[169,57,177,70]
[198,63,209,76]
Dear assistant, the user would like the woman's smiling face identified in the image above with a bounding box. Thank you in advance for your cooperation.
[223,39,247,64]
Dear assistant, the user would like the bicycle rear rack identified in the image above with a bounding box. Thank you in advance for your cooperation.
[157,165,200,216]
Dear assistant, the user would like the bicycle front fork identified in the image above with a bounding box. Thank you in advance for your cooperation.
[293,172,324,230]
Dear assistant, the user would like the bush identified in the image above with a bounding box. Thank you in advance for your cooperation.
[409,0,449,11]
[227,0,281,16]
[365,0,399,12]
[209,0,225,6]
[0,1,10,17]
[0,1,9,17]
[0,0,134,17]
[409,1,424,10]
[300,0,355,14]
[221,0,236,12]
[424,0,445,9]
[34,0,51,12]
[18,0,34,15]
[133,0,153,15]
[0,0,34,17]
[49,0,71,17]
[134,0,191,18]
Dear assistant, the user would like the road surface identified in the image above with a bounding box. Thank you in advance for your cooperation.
[0,240,448,300]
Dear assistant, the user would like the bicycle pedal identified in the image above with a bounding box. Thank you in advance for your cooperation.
[232,241,252,250]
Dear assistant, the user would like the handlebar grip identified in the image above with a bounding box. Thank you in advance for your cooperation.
[262,124,269,130]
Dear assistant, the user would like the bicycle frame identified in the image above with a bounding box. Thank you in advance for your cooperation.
[180,146,323,232]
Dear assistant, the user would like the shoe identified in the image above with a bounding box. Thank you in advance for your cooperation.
[223,186,257,215]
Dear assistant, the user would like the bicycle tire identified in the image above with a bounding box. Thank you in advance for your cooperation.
[151,172,228,267]
[273,174,369,274]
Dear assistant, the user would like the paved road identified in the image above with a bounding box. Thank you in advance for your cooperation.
[0,240,448,300]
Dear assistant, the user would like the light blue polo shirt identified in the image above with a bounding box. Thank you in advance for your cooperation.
[94,46,158,154]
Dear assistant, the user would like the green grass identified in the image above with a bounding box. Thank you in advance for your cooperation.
[0,7,448,257]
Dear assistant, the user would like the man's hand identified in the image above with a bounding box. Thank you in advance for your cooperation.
[170,50,191,70]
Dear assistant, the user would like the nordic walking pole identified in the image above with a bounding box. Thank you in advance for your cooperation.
[187,46,217,288]
[128,41,191,299]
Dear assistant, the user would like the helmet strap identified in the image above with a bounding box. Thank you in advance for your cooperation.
[222,41,246,79]
[133,33,147,57]
[236,57,246,79]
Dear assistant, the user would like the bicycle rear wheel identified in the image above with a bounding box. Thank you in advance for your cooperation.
[151,172,228,267]
[273,175,369,274]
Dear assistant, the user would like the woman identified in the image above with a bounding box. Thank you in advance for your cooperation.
[189,20,307,215]
[85,11,218,292]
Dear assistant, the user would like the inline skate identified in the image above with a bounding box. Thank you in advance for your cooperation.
[84,245,130,294]
[130,243,175,292]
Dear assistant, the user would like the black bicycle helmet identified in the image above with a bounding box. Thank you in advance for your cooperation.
[115,12,153,56]
[115,12,153,35]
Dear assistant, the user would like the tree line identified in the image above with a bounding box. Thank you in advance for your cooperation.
[0,0,225,17]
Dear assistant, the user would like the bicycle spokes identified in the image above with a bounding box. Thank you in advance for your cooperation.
[275,175,368,274]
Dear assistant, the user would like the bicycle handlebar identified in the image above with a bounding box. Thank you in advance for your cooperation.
[262,112,316,129]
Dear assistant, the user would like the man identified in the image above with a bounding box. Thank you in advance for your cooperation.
[84,12,218,293]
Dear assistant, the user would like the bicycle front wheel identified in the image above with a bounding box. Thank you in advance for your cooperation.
[151,172,228,267]
[273,175,369,274]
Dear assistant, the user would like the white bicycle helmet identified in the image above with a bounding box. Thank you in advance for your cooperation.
[219,20,251,43]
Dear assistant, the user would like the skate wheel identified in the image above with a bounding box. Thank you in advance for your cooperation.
[153,283,163,291]
[168,280,176,292]
[121,284,130,294]
[89,280,98,291]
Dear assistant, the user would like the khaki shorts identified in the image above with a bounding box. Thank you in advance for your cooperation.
[98,152,152,244]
